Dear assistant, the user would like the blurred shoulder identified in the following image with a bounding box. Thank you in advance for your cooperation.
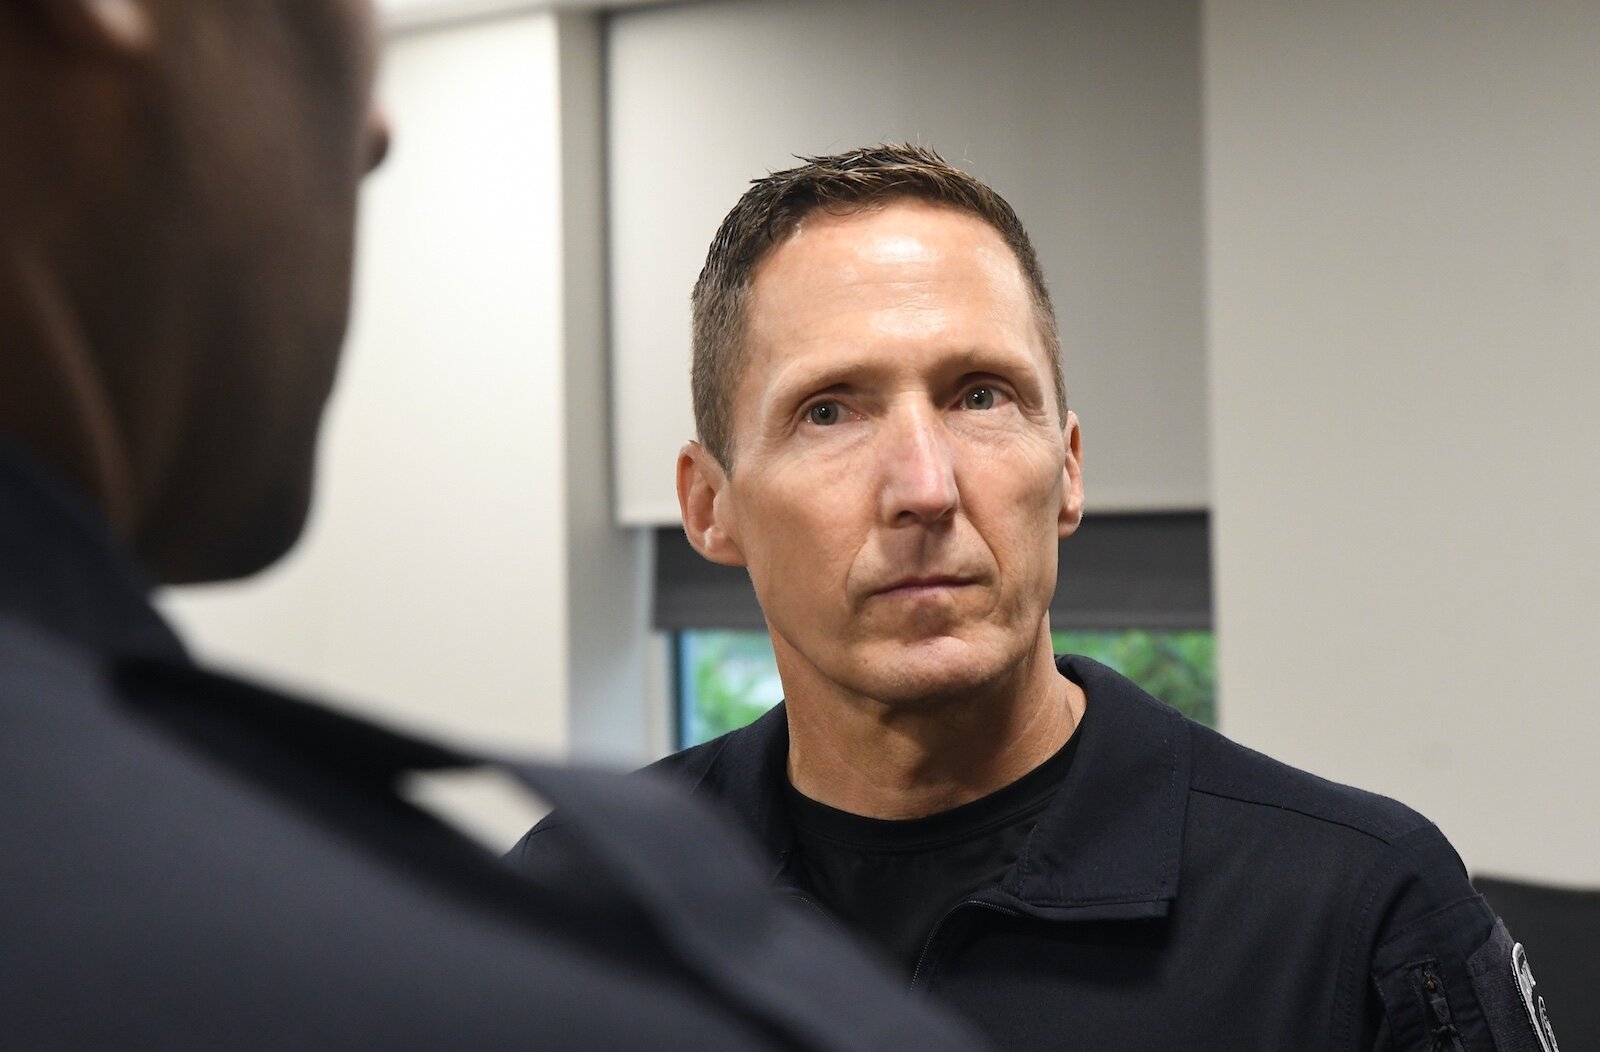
[507,705,780,866]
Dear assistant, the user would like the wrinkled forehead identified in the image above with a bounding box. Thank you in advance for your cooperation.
[738,201,1045,386]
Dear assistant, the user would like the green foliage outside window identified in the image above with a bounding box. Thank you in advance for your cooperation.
[679,628,1216,748]
[1050,630,1215,726]
[678,630,788,747]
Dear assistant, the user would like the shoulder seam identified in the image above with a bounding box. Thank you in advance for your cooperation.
[1189,785,1427,846]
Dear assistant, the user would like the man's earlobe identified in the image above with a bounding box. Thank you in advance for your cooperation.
[24,0,155,57]
[1058,410,1085,539]
[676,441,747,567]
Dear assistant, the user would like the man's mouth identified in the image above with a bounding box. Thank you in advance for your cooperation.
[872,575,976,598]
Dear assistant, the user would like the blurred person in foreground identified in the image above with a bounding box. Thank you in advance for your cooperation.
[513,144,1561,1052]
[0,5,985,1048]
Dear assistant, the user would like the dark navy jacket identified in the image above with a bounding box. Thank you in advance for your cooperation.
[517,655,1558,1051]
[0,441,984,1051]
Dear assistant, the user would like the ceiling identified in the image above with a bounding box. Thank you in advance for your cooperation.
[379,0,677,32]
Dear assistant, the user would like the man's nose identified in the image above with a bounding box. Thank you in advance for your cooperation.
[880,407,959,526]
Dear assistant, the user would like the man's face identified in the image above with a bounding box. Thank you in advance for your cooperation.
[698,201,1083,705]
[127,0,389,581]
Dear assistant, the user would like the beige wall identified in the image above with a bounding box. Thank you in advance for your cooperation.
[1203,0,1600,884]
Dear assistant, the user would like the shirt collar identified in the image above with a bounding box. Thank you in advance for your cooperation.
[994,655,1190,920]
[697,654,1191,919]
[0,436,188,664]
[682,701,798,884]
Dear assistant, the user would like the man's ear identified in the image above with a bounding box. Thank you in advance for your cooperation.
[676,441,747,567]
[1058,410,1085,539]
[17,0,155,57]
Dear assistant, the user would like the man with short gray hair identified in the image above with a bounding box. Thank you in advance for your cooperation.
[520,143,1559,1051]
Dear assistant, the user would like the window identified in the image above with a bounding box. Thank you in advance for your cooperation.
[657,513,1214,750]
[676,630,787,748]
[677,628,1214,749]
[1049,629,1214,726]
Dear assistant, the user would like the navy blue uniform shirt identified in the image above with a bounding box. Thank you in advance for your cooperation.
[514,655,1562,1051]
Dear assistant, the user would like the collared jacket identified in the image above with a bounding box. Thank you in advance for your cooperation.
[517,655,1560,1051]
[0,439,984,1052]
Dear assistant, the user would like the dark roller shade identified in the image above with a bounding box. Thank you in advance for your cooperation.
[654,512,1211,632]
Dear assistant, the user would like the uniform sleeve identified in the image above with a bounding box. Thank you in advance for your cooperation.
[1365,827,1562,1051]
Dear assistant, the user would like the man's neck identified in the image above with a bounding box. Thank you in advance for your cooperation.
[783,638,1084,820]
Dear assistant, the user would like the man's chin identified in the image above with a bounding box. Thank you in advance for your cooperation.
[846,636,1019,706]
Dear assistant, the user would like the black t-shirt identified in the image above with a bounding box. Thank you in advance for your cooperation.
[785,733,1079,977]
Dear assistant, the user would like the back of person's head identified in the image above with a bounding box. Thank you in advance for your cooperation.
[690,143,1065,469]
[0,0,388,584]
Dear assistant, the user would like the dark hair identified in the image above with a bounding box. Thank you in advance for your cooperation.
[690,143,1065,468]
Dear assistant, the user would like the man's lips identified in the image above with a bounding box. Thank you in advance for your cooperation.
[871,575,977,598]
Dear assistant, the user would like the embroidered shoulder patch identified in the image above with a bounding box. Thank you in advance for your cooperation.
[1512,942,1560,1052]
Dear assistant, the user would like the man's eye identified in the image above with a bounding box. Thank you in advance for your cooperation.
[806,402,844,426]
[962,386,999,410]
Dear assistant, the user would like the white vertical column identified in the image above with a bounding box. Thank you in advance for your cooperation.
[555,12,662,764]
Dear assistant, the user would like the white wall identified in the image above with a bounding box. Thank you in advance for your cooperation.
[1204,0,1600,884]
[606,0,1209,524]
[162,11,658,844]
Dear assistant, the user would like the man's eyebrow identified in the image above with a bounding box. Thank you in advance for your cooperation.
[797,343,1033,381]
[764,360,891,406]
[938,345,1040,375]
[762,345,1045,408]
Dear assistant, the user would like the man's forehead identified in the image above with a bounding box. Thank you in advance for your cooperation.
[739,201,1039,374]
[755,200,1019,282]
